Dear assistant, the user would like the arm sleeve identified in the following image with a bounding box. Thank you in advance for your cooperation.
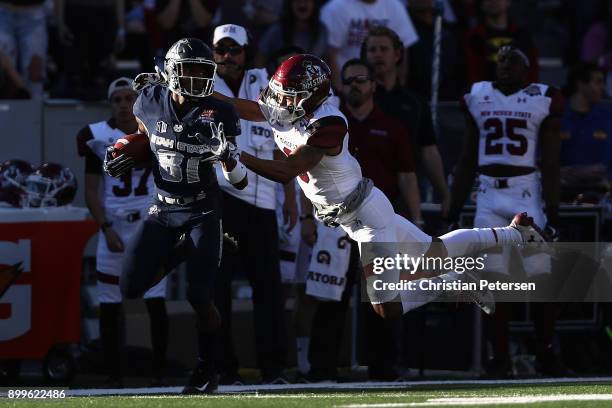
[76,126,103,174]
[305,115,347,148]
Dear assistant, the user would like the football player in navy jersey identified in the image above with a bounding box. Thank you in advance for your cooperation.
[104,38,247,394]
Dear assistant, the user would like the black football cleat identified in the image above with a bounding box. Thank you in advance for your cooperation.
[182,365,219,395]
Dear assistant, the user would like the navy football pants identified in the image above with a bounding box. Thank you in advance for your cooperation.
[120,190,222,310]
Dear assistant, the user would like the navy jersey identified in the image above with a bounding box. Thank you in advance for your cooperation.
[134,85,241,196]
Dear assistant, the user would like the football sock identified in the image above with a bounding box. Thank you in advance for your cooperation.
[145,297,168,378]
[440,227,521,258]
[197,328,217,370]
[99,302,123,379]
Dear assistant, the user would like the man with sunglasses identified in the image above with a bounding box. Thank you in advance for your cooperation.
[214,53,548,321]
[340,59,422,379]
[76,77,169,387]
[104,38,248,394]
[211,24,293,385]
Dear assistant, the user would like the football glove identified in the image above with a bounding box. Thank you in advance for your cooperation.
[103,146,135,178]
[133,66,167,92]
[207,121,236,163]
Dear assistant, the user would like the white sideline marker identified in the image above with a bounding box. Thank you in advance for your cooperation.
[337,394,612,407]
[66,377,612,397]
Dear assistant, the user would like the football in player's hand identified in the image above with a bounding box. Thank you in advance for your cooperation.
[111,133,152,166]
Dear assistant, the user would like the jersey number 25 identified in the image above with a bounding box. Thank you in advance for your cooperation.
[484,118,528,156]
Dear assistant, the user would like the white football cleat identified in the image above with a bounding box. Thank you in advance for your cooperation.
[510,212,548,244]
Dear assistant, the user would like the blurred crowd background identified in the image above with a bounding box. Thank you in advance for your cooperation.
[1,0,612,388]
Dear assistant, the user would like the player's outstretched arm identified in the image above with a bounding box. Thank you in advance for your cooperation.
[239,144,325,184]
[221,155,248,190]
[212,91,266,122]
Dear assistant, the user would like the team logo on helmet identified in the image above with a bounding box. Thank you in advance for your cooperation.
[302,60,326,89]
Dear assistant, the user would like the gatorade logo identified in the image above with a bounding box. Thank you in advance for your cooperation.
[0,240,32,341]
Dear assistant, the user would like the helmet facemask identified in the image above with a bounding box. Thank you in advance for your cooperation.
[166,59,217,98]
[24,174,61,207]
[262,79,312,126]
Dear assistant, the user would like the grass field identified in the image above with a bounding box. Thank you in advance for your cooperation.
[3,382,612,408]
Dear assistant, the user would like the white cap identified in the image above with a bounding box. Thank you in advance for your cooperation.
[213,24,248,46]
[108,77,135,100]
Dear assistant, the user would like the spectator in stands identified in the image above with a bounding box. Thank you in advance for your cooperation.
[0,50,30,99]
[342,59,422,223]
[76,78,169,387]
[406,0,466,101]
[363,26,450,219]
[255,0,329,70]
[560,63,612,182]
[56,0,126,100]
[320,0,419,90]
[0,0,47,98]
[211,24,294,385]
[341,58,421,380]
[464,0,539,84]
[581,0,612,96]
[563,1,599,67]
[155,0,219,50]
[116,0,155,72]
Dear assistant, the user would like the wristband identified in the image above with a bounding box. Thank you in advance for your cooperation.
[223,161,247,185]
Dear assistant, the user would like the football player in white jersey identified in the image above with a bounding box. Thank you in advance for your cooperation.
[448,45,565,376]
[214,54,548,319]
[76,78,169,387]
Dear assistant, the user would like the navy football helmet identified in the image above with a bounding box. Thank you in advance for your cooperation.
[164,38,217,98]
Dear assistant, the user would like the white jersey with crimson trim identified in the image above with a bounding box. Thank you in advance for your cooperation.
[464,81,553,168]
[86,121,154,214]
[270,102,362,205]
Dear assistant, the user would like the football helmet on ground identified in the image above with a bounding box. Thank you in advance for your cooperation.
[24,163,77,207]
[0,159,34,207]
